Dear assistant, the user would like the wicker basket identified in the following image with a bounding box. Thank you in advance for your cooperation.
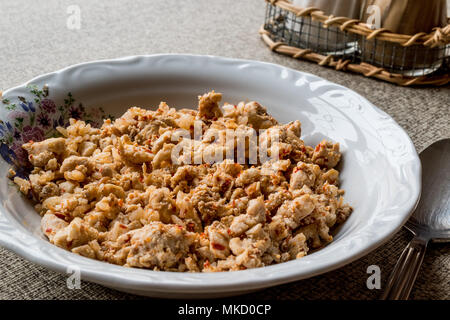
[260,0,450,86]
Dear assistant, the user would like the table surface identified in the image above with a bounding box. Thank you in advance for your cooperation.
[0,0,449,300]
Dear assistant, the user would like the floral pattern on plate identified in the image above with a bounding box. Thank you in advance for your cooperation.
[0,85,111,169]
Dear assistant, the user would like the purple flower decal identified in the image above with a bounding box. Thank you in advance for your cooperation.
[20,103,29,112]
[37,113,51,129]
[29,102,36,112]
[90,121,101,128]
[7,110,27,122]
[5,122,13,131]
[1,86,109,167]
[13,130,21,140]
[69,105,83,119]
[10,142,28,165]
[21,125,44,143]
[20,102,35,112]
[40,99,56,113]
[0,143,15,164]
[52,115,64,129]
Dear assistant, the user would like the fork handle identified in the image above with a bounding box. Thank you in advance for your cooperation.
[381,236,428,300]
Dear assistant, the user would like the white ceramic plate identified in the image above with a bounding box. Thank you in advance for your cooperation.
[0,54,421,298]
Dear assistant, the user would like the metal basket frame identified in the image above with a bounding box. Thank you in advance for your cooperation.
[260,0,450,86]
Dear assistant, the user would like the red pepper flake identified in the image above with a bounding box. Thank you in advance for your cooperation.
[214,242,228,251]
[139,176,144,183]
[118,199,124,207]
[186,222,195,232]
[55,213,65,220]
[28,140,34,144]
[119,224,127,229]
[45,228,52,233]
[203,260,210,268]
[223,179,231,189]
[211,243,225,250]
[227,229,231,235]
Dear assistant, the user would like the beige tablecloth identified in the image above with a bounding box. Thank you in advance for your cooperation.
[0,0,449,300]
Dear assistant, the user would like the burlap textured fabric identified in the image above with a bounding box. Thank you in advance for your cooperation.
[0,0,448,300]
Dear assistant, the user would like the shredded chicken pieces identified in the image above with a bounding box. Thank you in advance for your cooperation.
[13,91,352,272]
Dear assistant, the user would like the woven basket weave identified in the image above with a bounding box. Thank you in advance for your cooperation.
[260,0,450,86]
